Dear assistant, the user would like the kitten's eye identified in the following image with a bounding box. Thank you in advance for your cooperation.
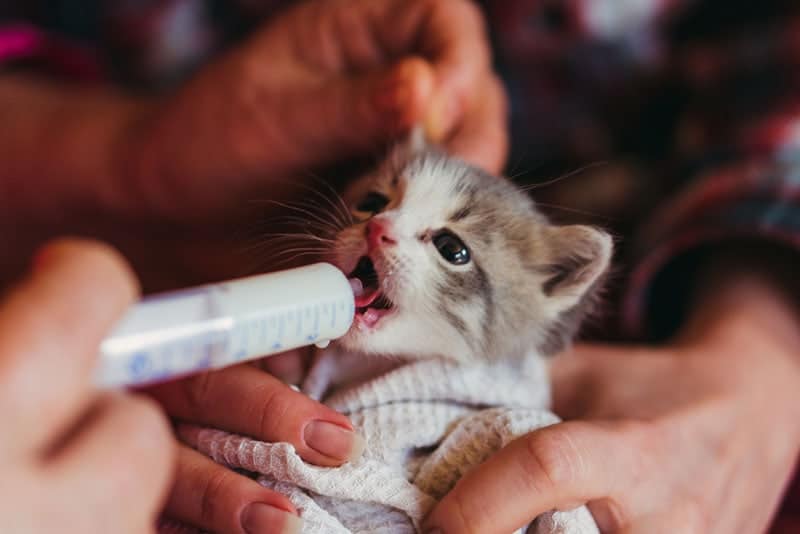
[433,230,470,265]
[355,192,389,214]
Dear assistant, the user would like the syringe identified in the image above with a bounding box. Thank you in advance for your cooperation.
[95,263,355,388]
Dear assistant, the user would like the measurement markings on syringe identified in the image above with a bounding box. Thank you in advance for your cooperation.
[120,297,352,384]
[308,304,320,341]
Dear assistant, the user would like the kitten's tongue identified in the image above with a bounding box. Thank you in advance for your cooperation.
[348,277,381,308]
[355,288,382,308]
[349,278,364,297]
[350,279,379,307]
[347,257,393,326]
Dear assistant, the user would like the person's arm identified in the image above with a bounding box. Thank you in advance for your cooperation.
[0,75,146,222]
[1,1,508,228]
[2,2,508,292]
[425,2,800,531]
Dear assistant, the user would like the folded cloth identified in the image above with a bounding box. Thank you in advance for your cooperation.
[180,349,599,534]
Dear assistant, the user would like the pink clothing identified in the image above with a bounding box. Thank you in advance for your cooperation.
[0,24,100,80]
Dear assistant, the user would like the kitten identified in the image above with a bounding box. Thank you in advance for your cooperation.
[226,139,611,533]
[325,137,612,364]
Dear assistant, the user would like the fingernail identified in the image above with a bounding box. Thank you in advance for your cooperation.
[304,420,365,462]
[241,503,302,534]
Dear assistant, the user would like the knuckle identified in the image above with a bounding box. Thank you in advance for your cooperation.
[443,489,483,534]
[521,429,580,490]
[254,383,295,439]
[198,468,237,527]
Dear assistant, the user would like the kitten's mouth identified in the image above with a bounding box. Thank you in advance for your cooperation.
[348,256,394,328]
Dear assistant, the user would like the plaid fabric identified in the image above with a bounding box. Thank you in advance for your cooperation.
[2,1,800,529]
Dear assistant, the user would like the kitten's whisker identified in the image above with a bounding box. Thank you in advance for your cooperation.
[257,199,339,232]
[533,202,617,222]
[520,161,608,191]
[260,216,339,236]
[302,172,354,228]
[267,250,326,265]
[296,174,351,230]
[239,232,334,259]
[244,244,328,267]
[263,232,337,243]
[269,250,328,261]
[243,240,330,255]
[287,195,347,232]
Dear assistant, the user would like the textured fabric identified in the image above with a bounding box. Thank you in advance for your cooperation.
[179,350,599,534]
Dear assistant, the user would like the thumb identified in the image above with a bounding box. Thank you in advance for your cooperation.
[422,421,639,534]
[281,56,435,167]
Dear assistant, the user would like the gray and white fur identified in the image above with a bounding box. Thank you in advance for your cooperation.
[326,136,612,364]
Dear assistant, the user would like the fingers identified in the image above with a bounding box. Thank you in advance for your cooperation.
[281,56,435,167]
[423,421,641,534]
[164,444,301,534]
[444,75,509,174]
[405,0,493,142]
[145,364,364,467]
[47,393,174,533]
[0,238,139,457]
[378,0,505,165]
[274,0,504,170]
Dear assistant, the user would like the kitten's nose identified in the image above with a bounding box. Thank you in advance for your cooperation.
[366,218,397,251]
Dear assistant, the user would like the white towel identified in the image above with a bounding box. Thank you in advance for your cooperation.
[180,349,599,533]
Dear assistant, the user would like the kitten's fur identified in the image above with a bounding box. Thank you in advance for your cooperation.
[325,137,612,364]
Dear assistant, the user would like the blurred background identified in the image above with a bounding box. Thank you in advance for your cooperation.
[4,1,800,229]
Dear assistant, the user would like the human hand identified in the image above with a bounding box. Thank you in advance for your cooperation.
[0,239,175,533]
[424,269,800,533]
[1,0,506,291]
[122,0,507,224]
[144,356,364,534]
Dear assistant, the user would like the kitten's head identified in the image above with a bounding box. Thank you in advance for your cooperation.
[327,141,612,363]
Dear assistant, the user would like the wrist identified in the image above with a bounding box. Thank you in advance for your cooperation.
[676,244,800,434]
[118,52,293,224]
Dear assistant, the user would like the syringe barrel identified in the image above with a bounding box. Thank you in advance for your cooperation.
[96,263,355,388]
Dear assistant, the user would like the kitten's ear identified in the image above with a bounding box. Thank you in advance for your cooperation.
[541,225,612,311]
